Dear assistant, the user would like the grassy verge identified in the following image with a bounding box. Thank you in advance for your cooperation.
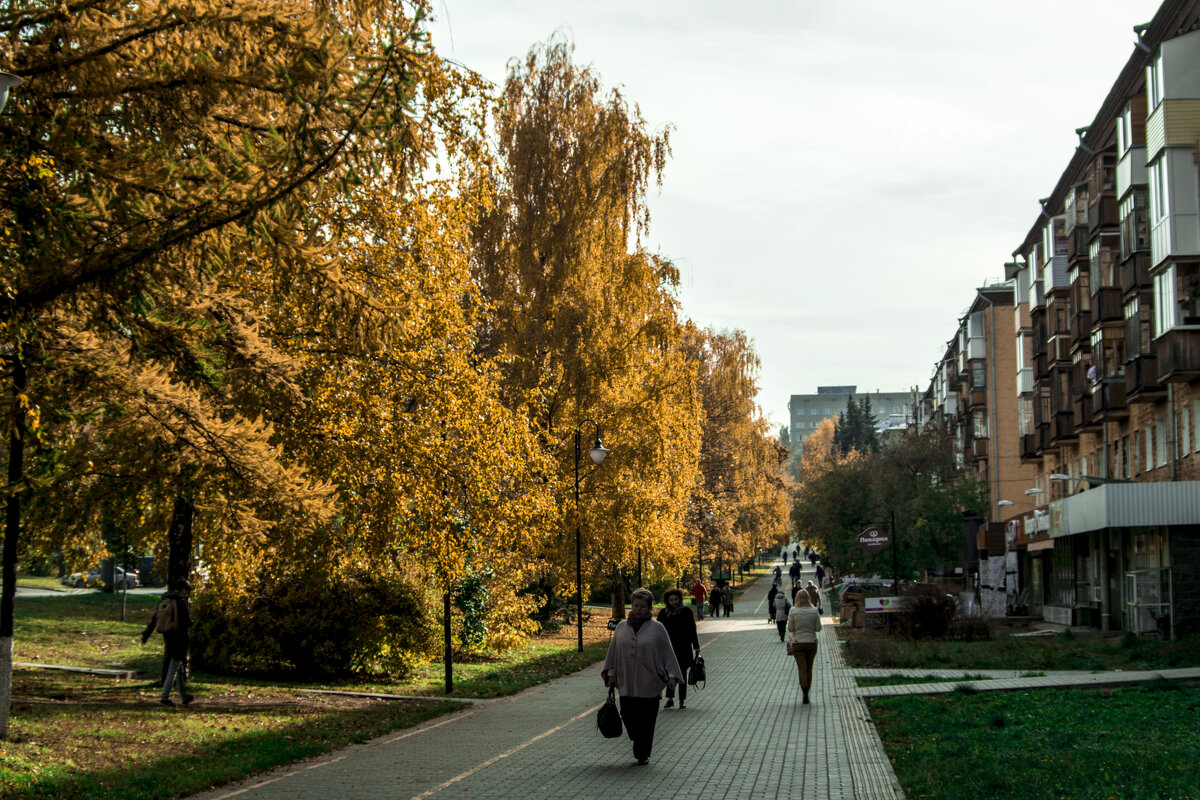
[869,682,1200,800]
[4,592,614,800]
[838,625,1200,671]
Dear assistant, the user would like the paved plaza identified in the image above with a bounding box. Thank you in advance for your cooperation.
[188,559,1200,800]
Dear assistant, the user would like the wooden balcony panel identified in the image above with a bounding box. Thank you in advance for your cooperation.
[1021,433,1043,462]
[1155,328,1200,382]
[971,438,989,460]
[1120,252,1151,295]
[1074,395,1100,433]
[1052,412,1078,443]
[1093,378,1129,421]
[1125,354,1165,400]
[1066,227,1090,262]
[1092,287,1123,322]
[1070,310,1092,344]
[1088,196,1119,232]
[1034,352,1049,379]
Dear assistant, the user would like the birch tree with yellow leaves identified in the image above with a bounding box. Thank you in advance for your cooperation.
[473,40,702,615]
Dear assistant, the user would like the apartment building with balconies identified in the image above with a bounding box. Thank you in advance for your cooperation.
[928,0,1200,638]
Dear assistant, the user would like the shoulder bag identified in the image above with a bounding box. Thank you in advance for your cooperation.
[597,687,623,738]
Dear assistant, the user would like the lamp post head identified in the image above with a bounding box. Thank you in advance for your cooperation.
[997,500,1014,507]
[0,72,23,114]
[588,439,609,466]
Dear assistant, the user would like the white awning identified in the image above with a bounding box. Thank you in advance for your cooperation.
[1049,481,1200,537]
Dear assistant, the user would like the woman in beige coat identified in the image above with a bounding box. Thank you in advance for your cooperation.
[785,589,822,704]
[602,588,684,765]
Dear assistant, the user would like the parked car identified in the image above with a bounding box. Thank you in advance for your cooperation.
[60,566,139,589]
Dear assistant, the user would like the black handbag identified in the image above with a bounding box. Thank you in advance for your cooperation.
[597,687,623,738]
[687,654,706,687]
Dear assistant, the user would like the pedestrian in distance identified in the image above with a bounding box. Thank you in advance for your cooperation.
[657,588,700,710]
[804,580,822,614]
[602,588,684,766]
[767,583,779,623]
[772,588,791,641]
[785,589,822,704]
[721,583,733,617]
[788,560,801,592]
[708,583,721,619]
[691,578,707,620]
[815,562,825,588]
[141,580,194,707]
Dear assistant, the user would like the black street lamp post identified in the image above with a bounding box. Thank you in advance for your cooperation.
[574,419,609,652]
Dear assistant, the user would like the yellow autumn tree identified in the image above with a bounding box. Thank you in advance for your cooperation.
[473,40,702,616]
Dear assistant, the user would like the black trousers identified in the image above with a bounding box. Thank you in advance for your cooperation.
[619,695,661,761]
[664,680,688,705]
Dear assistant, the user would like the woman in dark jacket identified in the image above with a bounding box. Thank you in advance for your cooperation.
[657,588,700,709]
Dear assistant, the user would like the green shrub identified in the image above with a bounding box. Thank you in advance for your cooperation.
[192,569,438,679]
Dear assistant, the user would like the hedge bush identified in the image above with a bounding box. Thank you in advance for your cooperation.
[191,569,438,679]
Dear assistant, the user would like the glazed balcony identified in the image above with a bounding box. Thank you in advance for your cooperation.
[1021,433,1043,462]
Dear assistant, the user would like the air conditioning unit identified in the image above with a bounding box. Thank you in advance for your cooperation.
[1091,585,1103,603]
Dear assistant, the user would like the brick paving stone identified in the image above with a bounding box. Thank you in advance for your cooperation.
[186,558,908,800]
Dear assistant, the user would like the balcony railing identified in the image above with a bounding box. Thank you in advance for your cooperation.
[1088,196,1119,232]
[1092,287,1122,322]
[971,438,989,460]
[1125,354,1164,400]
[1120,252,1151,295]
[1155,328,1200,382]
[1073,394,1099,433]
[1092,378,1129,421]
[1070,309,1092,345]
[1021,433,1042,461]
[1052,412,1078,443]
[1066,227,1090,262]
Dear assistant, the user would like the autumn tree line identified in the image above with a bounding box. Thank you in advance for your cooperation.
[0,2,791,679]
[790,397,988,587]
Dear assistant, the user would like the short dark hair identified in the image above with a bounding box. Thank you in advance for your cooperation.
[663,588,684,604]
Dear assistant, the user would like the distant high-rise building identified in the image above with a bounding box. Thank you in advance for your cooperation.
[787,386,914,456]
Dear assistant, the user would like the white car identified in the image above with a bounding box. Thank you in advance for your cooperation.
[60,566,139,589]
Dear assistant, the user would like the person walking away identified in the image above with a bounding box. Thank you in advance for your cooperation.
[767,584,779,624]
[815,562,825,589]
[804,580,822,615]
[708,583,721,619]
[721,583,733,617]
[657,589,700,709]
[786,590,823,704]
[788,560,801,592]
[602,588,684,766]
[773,589,791,641]
[691,578,707,620]
[142,580,194,706]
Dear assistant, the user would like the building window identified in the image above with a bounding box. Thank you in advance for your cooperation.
[1149,158,1168,223]
[1148,49,1164,110]
[1121,436,1130,479]
[1145,427,1154,471]
[972,361,986,389]
[972,410,989,440]
[1156,417,1168,467]
[1182,404,1192,456]
[1120,190,1149,259]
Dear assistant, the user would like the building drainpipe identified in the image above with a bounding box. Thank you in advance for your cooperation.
[1168,383,1177,481]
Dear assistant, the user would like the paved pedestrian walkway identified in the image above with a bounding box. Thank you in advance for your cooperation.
[185,556,1200,800]
[190,560,904,800]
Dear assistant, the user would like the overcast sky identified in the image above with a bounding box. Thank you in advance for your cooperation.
[430,0,1164,427]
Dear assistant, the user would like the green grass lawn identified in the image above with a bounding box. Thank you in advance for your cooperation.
[840,626,1200,672]
[3,591,613,800]
[869,682,1200,800]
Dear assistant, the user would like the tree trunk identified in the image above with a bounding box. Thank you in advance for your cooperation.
[166,494,194,590]
[0,356,26,739]
[609,565,625,620]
